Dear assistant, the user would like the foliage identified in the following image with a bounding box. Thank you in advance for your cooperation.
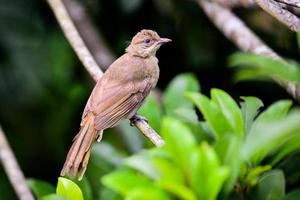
[1,0,300,199]
[27,73,300,200]
[229,33,300,86]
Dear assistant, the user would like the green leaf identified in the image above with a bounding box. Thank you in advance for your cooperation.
[254,100,292,124]
[185,92,233,139]
[190,142,230,200]
[138,94,162,131]
[152,157,185,184]
[164,73,200,115]
[123,152,159,180]
[100,188,122,200]
[240,96,264,134]
[214,135,241,192]
[245,165,272,186]
[243,110,300,164]
[229,53,300,84]
[158,180,197,200]
[271,134,300,165]
[125,187,170,200]
[91,142,125,167]
[27,179,55,198]
[284,189,300,200]
[161,117,197,173]
[101,169,153,196]
[233,68,269,82]
[40,194,67,200]
[73,177,93,200]
[56,177,83,200]
[250,170,285,200]
[211,89,244,137]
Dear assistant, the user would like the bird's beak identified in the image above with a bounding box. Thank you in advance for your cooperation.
[158,38,172,44]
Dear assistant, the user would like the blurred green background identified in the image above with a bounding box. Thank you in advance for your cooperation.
[0,0,299,199]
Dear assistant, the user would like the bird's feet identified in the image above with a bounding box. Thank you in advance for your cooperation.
[130,114,148,126]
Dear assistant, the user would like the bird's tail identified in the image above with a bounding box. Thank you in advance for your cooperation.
[60,113,102,180]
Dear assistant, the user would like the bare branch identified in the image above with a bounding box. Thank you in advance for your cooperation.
[63,0,115,70]
[47,0,165,146]
[198,0,279,58]
[256,0,300,31]
[47,0,103,81]
[197,0,300,102]
[212,0,256,8]
[273,0,300,9]
[133,120,165,147]
[0,126,34,200]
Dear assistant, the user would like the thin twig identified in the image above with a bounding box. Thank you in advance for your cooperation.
[47,0,165,146]
[197,0,300,102]
[0,126,34,200]
[255,0,300,31]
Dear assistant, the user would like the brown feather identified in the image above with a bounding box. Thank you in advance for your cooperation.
[60,30,170,180]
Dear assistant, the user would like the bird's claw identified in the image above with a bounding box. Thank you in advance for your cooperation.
[130,115,148,126]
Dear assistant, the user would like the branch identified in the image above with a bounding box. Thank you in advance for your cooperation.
[63,0,115,70]
[197,0,300,102]
[47,0,165,146]
[256,0,300,31]
[0,126,34,200]
[47,0,102,81]
[273,0,300,9]
[212,0,256,7]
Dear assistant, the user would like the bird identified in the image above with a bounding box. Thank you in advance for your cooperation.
[60,29,171,180]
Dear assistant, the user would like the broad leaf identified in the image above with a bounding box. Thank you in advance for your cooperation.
[214,135,241,192]
[240,96,264,134]
[152,157,185,184]
[123,152,159,180]
[164,73,200,115]
[271,134,300,165]
[242,110,300,164]
[250,170,285,200]
[27,179,55,198]
[161,117,197,173]
[125,187,170,200]
[101,169,153,196]
[185,92,233,139]
[190,142,230,200]
[138,94,162,131]
[158,180,197,200]
[284,189,300,200]
[229,53,300,84]
[245,165,272,186]
[254,100,292,124]
[74,177,93,200]
[56,177,83,200]
[211,89,244,137]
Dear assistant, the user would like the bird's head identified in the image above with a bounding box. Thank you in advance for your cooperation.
[126,29,171,57]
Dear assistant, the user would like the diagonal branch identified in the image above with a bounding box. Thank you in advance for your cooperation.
[273,0,300,9]
[47,0,164,147]
[256,0,300,31]
[0,126,34,200]
[63,0,115,70]
[197,0,300,101]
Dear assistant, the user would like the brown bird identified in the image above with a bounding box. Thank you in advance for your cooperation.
[60,29,171,180]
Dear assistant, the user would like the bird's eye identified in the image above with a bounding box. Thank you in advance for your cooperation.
[144,39,151,44]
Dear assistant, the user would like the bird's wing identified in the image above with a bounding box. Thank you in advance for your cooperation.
[86,77,152,130]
